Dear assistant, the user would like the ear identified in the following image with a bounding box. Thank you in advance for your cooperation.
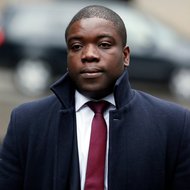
[123,46,130,67]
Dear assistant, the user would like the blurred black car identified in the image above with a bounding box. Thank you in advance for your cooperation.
[1,1,190,99]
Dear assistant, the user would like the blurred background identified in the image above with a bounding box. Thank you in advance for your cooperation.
[0,0,190,143]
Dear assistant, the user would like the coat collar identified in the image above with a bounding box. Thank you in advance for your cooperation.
[113,69,134,109]
[50,69,134,109]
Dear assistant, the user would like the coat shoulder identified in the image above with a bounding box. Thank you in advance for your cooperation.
[131,90,190,131]
[13,95,60,115]
[8,95,62,135]
[133,90,189,114]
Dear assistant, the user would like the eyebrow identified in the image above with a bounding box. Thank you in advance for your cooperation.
[67,36,82,44]
[97,34,115,40]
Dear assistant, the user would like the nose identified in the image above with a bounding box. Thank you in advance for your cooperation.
[81,44,99,63]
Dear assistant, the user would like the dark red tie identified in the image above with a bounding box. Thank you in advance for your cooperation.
[84,101,109,190]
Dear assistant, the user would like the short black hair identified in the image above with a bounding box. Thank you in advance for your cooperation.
[65,5,127,47]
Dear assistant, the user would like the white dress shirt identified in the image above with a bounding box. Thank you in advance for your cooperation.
[75,90,115,190]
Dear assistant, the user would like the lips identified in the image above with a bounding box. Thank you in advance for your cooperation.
[80,67,103,79]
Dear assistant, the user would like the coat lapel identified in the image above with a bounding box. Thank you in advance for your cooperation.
[54,108,80,190]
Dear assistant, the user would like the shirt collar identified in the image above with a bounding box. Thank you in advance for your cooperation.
[75,90,115,112]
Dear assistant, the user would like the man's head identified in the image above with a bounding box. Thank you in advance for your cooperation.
[65,5,127,47]
[65,5,130,99]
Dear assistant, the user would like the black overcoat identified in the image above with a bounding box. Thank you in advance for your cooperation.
[0,70,190,190]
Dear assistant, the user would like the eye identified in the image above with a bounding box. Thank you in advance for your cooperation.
[70,43,83,51]
[99,42,112,49]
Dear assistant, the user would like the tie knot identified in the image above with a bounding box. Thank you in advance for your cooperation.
[87,101,109,114]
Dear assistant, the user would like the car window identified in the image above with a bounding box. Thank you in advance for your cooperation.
[124,11,155,50]
[147,17,182,48]
[6,9,67,46]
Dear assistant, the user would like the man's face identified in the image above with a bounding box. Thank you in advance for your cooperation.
[66,17,130,99]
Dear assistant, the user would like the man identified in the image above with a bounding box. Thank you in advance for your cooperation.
[0,5,190,190]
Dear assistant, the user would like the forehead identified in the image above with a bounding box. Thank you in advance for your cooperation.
[67,17,120,41]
